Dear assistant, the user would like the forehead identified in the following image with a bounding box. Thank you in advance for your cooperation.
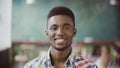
[47,15,74,26]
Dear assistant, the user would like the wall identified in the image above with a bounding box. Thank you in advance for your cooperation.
[12,0,120,41]
[0,0,12,51]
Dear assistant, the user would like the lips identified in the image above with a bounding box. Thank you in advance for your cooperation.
[55,38,65,44]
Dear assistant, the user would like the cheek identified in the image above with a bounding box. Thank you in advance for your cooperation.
[48,32,55,39]
[67,32,74,38]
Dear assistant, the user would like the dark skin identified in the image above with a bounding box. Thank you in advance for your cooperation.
[45,15,76,68]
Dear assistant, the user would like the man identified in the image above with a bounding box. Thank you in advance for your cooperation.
[24,6,97,68]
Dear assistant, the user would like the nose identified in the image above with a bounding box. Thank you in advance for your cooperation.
[56,28,64,36]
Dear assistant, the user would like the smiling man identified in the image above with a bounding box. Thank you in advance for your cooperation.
[24,6,97,68]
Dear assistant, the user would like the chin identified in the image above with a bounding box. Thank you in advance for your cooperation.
[52,44,71,51]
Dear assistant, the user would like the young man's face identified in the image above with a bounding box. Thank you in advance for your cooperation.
[46,15,76,51]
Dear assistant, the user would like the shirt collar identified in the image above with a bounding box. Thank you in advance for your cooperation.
[44,47,75,67]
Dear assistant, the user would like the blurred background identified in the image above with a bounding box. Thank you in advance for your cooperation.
[0,0,120,68]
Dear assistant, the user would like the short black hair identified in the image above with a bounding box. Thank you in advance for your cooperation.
[47,6,75,26]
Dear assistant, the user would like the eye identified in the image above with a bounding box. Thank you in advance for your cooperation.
[50,25,57,30]
[64,25,71,30]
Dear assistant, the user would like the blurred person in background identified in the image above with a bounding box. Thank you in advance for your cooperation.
[95,46,110,68]
[24,6,97,68]
[90,45,110,68]
[90,45,101,62]
[108,41,120,68]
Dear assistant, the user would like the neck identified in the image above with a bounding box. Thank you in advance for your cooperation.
[50,46,71,64]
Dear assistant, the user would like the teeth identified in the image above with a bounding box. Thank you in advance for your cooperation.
[55,39,64,43]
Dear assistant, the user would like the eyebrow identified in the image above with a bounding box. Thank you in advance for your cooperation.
[63,23,73,26]
[48,23,73,28]
[49,24,57,29]
[50,24,57,27]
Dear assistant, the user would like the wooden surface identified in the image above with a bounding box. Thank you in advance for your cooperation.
[12,40,119,46]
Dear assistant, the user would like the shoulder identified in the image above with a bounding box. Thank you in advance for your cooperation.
[74,55,98,68]
[24,56,43,68]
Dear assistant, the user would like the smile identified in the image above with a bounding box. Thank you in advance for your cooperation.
[55,38,66,43]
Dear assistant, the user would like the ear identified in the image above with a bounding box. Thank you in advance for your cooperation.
[45,30,48,36]
[73,28,77,37]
